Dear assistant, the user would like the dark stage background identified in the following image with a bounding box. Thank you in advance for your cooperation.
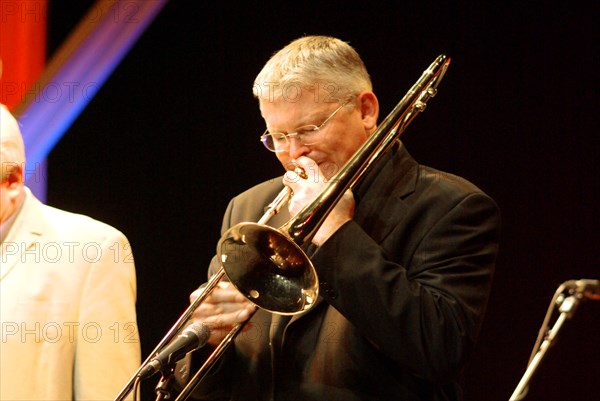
[44,1,598,400]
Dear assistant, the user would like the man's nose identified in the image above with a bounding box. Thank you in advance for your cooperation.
[287,137,309,159]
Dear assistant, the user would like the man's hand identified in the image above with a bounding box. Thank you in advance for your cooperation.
[284,156,354,246]
[190,282,256,347]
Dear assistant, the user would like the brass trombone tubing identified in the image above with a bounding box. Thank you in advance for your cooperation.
[116,54,451,401]
[114,188,295,401]
[172,187,295,401]
[113,268,227,401]
[173,309,255,401]
[175,53,451,400]
[256,165,305,226]
[280,54,450,246]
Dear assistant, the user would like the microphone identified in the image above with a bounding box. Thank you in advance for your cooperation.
[564,279,600,300]
[138,323,210,379]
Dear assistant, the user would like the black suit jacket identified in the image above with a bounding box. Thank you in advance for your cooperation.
[183,143,501,401]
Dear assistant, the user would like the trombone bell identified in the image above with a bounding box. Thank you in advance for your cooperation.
[218,222,319,314]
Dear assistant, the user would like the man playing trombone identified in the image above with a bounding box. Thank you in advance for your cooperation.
[177,35,501,401]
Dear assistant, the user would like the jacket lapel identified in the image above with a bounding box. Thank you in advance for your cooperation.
[353,143,418,243]
[0,189,44,282]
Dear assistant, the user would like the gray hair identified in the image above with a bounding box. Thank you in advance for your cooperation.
[253,36,372,104]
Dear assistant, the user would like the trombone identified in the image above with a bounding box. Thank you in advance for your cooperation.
[114,53,451,401]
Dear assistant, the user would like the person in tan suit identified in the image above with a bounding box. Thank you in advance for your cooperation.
[0,104,141,400]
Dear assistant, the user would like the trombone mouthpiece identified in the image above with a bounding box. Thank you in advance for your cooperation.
[294,166,308,179]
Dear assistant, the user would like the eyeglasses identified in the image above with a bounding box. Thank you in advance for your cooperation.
[260,101,350,152]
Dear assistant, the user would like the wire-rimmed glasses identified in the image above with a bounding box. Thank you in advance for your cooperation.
[260,100,351,152]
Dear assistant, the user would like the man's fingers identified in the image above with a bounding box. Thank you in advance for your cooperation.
[191,282,246,303]
[196,304,255,327]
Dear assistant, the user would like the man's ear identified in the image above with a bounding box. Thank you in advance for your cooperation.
[357,91,379,133]
[4,165,24,200]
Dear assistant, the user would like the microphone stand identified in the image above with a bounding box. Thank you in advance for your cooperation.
[154,372,175,401]
[508,283,584,401]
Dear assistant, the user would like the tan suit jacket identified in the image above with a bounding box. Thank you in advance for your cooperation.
[0,189,141,400]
